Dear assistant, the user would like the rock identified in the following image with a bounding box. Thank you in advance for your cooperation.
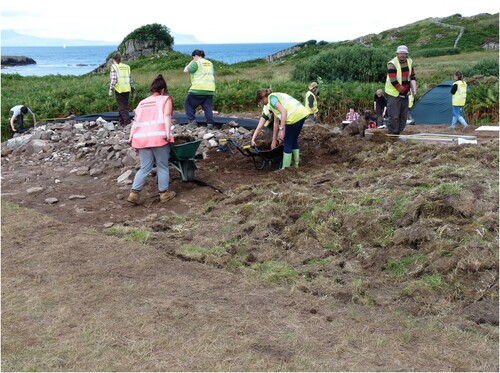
[117,170,133,184]
[1,55,36,67]
[68,195,86,200]
[45,197,58,204]
[89,168,103,176]
[6,135,32,150]
[27,186,44,194]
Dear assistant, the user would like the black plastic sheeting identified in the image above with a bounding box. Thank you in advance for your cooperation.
[59,112,259,130]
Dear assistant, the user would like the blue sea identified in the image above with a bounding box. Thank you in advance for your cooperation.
[1,43,297,77]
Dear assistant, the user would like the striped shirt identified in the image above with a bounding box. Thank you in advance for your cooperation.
[388,58,415,95]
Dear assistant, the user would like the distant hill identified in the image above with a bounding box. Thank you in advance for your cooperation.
[1,30,116,47]
[349,13,499,52]
[173,33,205,44]
[1,29,204,47]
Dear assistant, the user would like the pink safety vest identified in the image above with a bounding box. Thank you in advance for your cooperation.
[131,95,173,149]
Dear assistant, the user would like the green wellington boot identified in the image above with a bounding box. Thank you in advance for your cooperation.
[292,149,300,168]
[282,152,292,169]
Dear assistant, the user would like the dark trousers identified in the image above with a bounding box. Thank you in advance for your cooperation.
[386,95,409,134]
[184,93,214,125]
[10,112,28,133]
[376,105,385,127]
[283,117,306,153]
[115,91,131,125]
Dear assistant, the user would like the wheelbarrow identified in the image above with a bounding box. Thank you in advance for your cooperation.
[170,139,202,182]
[170,139,223,192]
[221,138,283,170]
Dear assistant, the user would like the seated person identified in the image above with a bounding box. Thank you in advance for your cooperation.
[342,106,360,129]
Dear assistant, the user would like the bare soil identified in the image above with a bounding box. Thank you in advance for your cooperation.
[1,120,499,371]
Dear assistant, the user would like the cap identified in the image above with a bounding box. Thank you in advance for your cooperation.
[396,45,409,54]
[308,82,319,90]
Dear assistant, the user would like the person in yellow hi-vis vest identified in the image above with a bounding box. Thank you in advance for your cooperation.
[385,45,417,135]
[449,71,468,131]
[255,88,310,170]
[109,52,135,125]
[183,49,216,130]
[304,81,319,123]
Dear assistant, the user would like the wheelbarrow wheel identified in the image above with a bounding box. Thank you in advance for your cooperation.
[251,155,267,170]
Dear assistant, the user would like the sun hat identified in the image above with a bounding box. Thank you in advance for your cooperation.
[309,82,319,90]
[396,45,409,54]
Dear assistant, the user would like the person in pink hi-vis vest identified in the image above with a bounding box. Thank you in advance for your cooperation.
[127,74,176,205]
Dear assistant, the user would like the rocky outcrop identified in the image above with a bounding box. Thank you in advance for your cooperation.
[90,39,170,74]
[1,56,36,68]
[265,45,303,62]
[120,39,169,61]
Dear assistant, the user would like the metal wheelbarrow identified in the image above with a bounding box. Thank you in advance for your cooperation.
[170,140,224,193]
[221,138,283,170]
[170,139,202,181]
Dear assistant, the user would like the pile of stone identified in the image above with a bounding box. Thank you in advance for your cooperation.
[2,116,257,182]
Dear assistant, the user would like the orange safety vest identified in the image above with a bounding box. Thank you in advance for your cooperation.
[131,95,173,149]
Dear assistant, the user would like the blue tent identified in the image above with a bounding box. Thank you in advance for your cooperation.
[411,81,454,125]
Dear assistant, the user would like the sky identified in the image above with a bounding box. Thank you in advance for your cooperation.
[1,0,498,44]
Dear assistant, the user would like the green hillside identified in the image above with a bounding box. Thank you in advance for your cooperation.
[2,13,498,141]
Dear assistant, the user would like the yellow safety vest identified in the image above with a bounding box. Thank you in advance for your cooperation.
[385,57,413,98]
[268,93,310,125]
[112,63,131,93]
[190,58,215,92]
[304,90,318,114]
[452,80,467,106]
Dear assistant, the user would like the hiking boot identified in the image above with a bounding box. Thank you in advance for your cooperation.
[127,191,140,205]
[159,190,176,203]
[462,124,468,131]
[207,124,214,130]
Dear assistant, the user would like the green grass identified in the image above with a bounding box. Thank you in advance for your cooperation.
[103,225,151,244]
[386,255,429,277]
[251,261,299,284]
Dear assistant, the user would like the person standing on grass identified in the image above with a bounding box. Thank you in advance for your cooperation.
[255,88,310,169]
[109,52,135,125]
[304,81,320,123]
[449,70,468,131]
[373,89,387,128]
[384,45,417,135]
[9,105,37,133]
[127,74,176,205]
[183,49,216,130]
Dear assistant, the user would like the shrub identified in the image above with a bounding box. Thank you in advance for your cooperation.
[463,58,499,77]
[291,45,387,83]
[412,48,461,58]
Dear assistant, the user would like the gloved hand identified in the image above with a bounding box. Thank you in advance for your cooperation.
[109,89,113,96]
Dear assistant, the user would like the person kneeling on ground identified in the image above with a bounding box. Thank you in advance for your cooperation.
[10,105,37,133]
[127,74,176,205]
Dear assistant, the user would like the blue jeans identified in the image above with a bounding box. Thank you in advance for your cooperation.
[184,93,214,125]
[451,106,468,128]
[132,145,171,192]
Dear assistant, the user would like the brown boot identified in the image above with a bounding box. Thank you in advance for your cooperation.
[127,191,140,205]
[159,190,176,203]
